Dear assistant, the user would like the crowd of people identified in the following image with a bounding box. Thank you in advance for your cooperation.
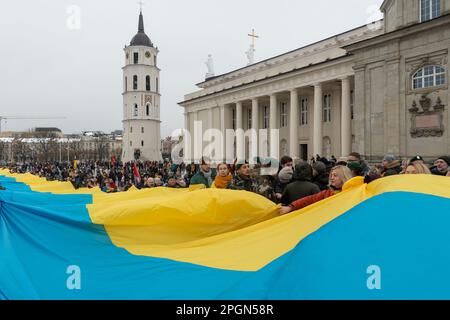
[1,152,449,213]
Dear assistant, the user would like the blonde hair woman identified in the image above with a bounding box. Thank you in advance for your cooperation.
[404,163,432,175]
[279,166,355,215]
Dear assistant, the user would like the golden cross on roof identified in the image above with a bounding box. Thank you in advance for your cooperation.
[248,29,259,47]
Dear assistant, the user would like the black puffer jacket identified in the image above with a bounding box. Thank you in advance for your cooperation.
[281,162,321,205]
[383,160,402,177]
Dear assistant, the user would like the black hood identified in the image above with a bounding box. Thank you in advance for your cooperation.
[293,162,313,181]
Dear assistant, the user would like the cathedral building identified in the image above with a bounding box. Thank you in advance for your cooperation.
[179,0,450,162]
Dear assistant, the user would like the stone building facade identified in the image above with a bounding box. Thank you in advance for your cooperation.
[179,0,450,162]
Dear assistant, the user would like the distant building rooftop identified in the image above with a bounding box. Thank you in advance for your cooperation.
[33,127,62,133]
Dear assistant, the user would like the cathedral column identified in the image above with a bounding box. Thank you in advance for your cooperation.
[313,83,323,157]
[183,112,191,163]
[340,77,352,157]
[193,110,201,162]
[269,94,278,159]
[208,108,213,130]
[289,89,299,159]
[220,105,226,161]
[251,98,259,161]
[236,101,245,160]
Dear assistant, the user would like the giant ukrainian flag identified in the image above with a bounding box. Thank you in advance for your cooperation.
[1,168,450,300]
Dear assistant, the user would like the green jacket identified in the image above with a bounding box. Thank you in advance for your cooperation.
[190,169,217,188]
[228,174,258,192]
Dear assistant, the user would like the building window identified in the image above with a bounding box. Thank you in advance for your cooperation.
[263,106,269,129]
[146,76,151,91]
[134,104,138,117]
[141,140,144,147]
[420,0,440,22]
[133,75,138,90]
[323,94,331,123]
[247,108,252,129]
[133,52,139,64]
[232,108,236,130]
[146,104,150,116]
[141,127,144,133]
[350,90,355,120]
[280,102,288,128]
[124,77,127,92]
[300,98,308,126]
[130,141,132,147]
[412,65,446,89]
[156,77,159,93]
[130,126,133,133]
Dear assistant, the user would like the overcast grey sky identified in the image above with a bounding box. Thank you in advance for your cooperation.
[0,0,384,137]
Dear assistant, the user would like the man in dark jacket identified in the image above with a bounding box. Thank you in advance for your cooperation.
[431,156,450,176]
[312,161,329,191]
[281,162,321,206]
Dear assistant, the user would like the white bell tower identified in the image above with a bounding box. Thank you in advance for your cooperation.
[122,9,162,162]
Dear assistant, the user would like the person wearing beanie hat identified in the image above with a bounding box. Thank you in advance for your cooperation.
[383,154,396,165]
[409,155,424,165]
[347,161,363,177]
[312,161,329,191]
[431,156,450,176]
[382,154,402,177]
[278,166,293,184]
[312,161,326,175]
[228,162,258,192]
[280,162,321,205]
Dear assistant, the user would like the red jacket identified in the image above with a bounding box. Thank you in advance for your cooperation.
[289,188,336,211]
[288,176,365,211]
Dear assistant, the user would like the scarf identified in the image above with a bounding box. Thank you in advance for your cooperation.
[214,174,232,189]
[201,169,213,187]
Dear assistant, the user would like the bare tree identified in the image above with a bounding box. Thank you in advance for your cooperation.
[35,132,59,162]
[96,135,110,161]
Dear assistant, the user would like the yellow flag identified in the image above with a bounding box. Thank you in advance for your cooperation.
[74,160,78,170]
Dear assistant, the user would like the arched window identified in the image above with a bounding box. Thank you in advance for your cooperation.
[146,104,150,116]
[134,104,138,117]
[300,98,308,125]
[261,106,269,129]
[323,94,331,123]
[133,75,138,90]
[420,0,440,22]
[412,65,446,89]
[280,102,288,128]
[146,76,151,91]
